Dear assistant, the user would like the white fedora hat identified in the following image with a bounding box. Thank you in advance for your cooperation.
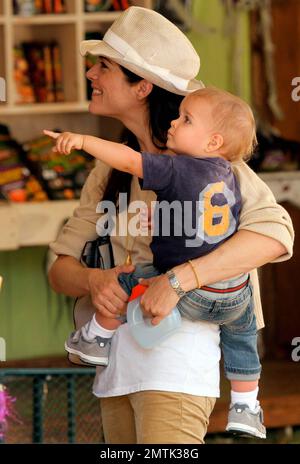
[80,6,204,96]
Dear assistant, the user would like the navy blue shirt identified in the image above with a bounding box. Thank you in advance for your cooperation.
[139,152,242,273]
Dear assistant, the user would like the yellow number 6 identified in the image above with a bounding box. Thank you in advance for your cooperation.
[204,182,230,237]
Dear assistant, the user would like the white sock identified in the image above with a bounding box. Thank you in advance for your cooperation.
[231,387,259,411]
[84,314,116,340]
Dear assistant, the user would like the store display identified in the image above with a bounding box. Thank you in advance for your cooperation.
[14,41,64,104]
[23,132,94,200]
[13,0,131,15]
[111,0,130,10]
[84,1,131,12]
[13,0,66,15]
[13,46,36,104]
[84,0,112,12]
[0,124,48,202]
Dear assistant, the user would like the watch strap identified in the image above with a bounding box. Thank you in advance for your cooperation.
[166,269,185,298]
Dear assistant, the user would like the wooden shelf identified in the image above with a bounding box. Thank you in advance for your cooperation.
[0,101,89,115]
[11,14,77,25]
[83,12,122,23]
[0,200,79,250]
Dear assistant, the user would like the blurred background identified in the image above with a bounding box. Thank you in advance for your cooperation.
[0,0,299,444]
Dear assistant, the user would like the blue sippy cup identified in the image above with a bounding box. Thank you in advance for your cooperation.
[127,287,182,349]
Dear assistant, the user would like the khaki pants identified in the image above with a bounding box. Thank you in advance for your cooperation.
[100,391,216,444]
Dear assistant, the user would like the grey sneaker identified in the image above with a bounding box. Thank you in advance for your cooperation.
[226,402,266,439]
[65,326,111,366]
[67,352,95,367]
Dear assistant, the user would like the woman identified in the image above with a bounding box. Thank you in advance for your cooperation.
[49,7,293,444]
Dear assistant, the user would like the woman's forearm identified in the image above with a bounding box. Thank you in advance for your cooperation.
[174,230,286,292]
[49,256,134,315]
[48,255,93,297]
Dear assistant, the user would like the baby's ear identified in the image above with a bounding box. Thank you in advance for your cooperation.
[206,134,224,152]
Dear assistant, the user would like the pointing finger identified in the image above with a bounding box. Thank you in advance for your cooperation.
[43,129,60,139]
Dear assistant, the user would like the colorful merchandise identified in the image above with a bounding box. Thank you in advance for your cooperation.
[0,124,48,202]
[23,133,94,200]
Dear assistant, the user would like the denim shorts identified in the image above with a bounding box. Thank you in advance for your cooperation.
[177,275,252,326]
[177,278,261,380]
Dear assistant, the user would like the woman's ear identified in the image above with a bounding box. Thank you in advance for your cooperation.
[135,80,153,100]
[206,134,224,152]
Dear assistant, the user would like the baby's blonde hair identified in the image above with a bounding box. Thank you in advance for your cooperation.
[188,87,257,161]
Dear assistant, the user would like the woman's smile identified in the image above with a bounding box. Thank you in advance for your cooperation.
[91,87,103,97]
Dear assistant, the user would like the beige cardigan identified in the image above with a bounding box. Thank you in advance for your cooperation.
[50,160,294,330]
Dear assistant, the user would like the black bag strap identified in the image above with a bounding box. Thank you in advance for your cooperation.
[80,160,133,269]
[81,221,114,269]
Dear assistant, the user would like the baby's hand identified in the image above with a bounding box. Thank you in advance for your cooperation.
[43,129,84,155]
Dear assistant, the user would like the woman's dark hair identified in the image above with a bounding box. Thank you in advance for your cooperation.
[102,66,184,207]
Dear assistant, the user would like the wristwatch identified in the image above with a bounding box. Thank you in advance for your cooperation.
[166,269,186,298]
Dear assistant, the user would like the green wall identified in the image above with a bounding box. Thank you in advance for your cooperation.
[0,1,251,360]
[0,247,73,360]
[188,0,251,102]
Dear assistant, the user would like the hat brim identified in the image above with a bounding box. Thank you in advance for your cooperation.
[80,40,205,96]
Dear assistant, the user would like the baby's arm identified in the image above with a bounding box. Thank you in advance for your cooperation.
[43,130,143,178]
